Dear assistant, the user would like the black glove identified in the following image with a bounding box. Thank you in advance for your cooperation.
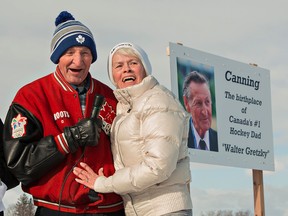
[88,189,101,202]
[64,118,102,153]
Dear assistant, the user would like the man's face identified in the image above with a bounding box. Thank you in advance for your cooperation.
[58,46,93,85]
[184,82,212,138]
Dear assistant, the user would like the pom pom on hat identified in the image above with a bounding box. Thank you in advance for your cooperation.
[50,11,97,64]
[107,42,152,87]
[55,11,75,26]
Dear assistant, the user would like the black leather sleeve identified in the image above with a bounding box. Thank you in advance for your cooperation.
[3,103,65,186]
[0,119,19,189]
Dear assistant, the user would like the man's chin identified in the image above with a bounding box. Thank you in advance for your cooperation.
[198,126,211,133]
[68,77,85,86]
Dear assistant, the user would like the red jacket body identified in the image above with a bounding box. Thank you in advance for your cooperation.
[3,67,123,213]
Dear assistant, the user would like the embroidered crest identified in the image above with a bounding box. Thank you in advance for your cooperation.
[100,101,116,124]
[99,101,116,135]
[76,35,85,44]
[11,114,28,138]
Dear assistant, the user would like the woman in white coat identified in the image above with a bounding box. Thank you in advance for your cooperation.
[74,42,192,216]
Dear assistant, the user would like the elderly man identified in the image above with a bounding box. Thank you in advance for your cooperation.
[183,71,218,152]
[3,11,124,216]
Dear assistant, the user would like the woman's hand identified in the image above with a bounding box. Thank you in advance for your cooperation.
[73,162,104,189]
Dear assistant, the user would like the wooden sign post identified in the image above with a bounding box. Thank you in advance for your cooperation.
[253,169,265,215]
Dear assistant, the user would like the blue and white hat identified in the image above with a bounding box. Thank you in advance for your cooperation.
[107,42,152,87]
[50,11,97,64]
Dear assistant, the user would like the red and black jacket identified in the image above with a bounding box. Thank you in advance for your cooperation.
[3,67,123,213]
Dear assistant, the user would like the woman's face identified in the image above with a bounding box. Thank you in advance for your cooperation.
[112,52,146,89]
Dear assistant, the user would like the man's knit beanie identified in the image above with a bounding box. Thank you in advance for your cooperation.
[50,11,97,64]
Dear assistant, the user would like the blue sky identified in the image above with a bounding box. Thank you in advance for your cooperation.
[1,1,287,215]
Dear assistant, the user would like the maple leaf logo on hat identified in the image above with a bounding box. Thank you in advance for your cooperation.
[76,35,85,44]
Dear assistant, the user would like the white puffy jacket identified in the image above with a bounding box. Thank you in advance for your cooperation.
[94,75,192,215]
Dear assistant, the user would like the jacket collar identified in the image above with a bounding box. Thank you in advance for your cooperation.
[113,75,158,105]
[53,66,94,94]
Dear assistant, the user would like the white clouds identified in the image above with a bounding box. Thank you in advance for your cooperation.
[273,155,288,173]
[191,187,253,215]
[191,185,288,215]
[264,185,288,215]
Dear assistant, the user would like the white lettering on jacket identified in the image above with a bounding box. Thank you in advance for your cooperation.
[54,111,70,121]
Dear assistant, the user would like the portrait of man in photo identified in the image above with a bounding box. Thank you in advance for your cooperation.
[182,71,218,152]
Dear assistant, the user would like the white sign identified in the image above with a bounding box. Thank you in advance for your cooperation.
[169,42,274,171]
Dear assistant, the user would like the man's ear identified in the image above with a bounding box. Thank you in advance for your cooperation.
[183,96,190,113]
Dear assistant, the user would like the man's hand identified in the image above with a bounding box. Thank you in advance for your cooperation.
[64,118,102,153]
